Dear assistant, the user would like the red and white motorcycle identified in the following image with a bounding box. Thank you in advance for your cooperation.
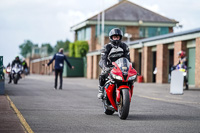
[102,57,137,120]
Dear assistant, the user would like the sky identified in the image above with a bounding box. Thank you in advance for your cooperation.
[0,0,200,66]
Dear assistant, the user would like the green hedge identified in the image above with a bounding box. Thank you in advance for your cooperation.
[69,41,89,58]
[69,43,75,57]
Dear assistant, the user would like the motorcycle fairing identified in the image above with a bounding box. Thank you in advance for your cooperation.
[105,84,118,110]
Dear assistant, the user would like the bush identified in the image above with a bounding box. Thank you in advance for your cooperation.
[74,41,89,58]
[69,41,89,57]
[69,43,75,57]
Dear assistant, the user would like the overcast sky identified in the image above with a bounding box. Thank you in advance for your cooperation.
[0,0,200,66]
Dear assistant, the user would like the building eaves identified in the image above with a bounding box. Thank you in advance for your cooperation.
[87,27,200,56]
[129,27,200,44]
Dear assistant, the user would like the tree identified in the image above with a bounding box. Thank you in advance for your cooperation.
[19,40,34,57]
[41,43,53,54]
[54,39,70,53]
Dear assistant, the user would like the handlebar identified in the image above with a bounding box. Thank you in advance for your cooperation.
[103,66,114,73]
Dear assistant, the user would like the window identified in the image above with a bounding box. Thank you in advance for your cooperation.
[139,27,169,38]
[85,27,91,40]
[77,27,91,41]
[77,29,85,41]
[95,25,126,37]
[34,49,40,54]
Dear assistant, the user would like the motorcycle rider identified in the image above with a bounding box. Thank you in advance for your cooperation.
[98,28,130,99]
[22,59,29,75]
[177,50,187,67]
[177,50,188,90]
[8,56,22,83]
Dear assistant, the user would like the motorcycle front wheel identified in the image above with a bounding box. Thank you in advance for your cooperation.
[13,74,19,84]
[118,89,130,120]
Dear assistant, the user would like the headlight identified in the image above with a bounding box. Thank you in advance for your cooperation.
[112,74,122,80]
[128,75,137,80]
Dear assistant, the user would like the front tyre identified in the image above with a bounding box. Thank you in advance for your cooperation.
[13,74,19,84]
[118,89,130,120]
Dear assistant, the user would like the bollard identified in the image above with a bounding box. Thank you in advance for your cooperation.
[0,56,5,95]
[170,70,184,95]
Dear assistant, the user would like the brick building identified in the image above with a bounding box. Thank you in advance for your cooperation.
[87,28,200,87]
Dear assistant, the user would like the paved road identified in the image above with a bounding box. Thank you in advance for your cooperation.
[5,75,200,133]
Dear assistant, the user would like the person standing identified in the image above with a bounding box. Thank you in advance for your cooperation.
[46,48,74,90]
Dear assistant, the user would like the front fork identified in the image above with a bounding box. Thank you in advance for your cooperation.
[116,85,133,103]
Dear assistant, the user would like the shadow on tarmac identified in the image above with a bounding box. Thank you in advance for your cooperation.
[127,114,200,121]
[185,89,200,91]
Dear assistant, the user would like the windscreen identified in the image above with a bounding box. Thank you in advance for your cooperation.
[115,57,130,74]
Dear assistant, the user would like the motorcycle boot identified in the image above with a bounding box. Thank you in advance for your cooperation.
[8,74,12,84]
[97,85,104,99]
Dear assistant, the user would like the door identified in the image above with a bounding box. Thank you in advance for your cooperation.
[188,48,195,85]
[168,49,174,82]
[152,51,156,83]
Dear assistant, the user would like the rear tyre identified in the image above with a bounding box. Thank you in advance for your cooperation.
[118,89,130,120]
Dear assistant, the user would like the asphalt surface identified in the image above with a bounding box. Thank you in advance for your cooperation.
[5,75,200,133]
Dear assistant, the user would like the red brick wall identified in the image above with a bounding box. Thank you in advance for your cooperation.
[130,48,134,62]
[89,25,96,52]
[156,44,168,83]
[93,55,98,79]
[130,48,139,72]
[126,26,140,41]
[195,37,200,87]
[169,27,173,33]
[87,56,93,79]
[143,46,153,82]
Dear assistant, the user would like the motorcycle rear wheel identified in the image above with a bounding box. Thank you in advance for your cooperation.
[102,102,115,115]
[118,89,130,120]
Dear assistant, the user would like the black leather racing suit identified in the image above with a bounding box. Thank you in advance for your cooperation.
[99,42,130,86]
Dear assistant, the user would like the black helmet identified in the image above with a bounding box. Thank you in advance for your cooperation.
[109,28,123,41]
[109,28,123,46]
[15,56,19,60]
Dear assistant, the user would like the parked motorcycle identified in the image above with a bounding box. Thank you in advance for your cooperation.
[22,67,29,75]
[102,57,137,120]
[11,63,22,84]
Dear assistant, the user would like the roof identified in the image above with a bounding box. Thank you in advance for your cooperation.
[71,0,178,31]
[89,0,177,23]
